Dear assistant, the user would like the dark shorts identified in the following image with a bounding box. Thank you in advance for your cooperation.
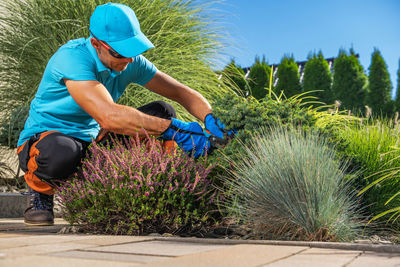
[17,101,176,195]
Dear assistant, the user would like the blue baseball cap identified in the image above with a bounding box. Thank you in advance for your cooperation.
[89,3,154,58]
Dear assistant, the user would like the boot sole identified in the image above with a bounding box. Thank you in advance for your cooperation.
[24,220,54,226]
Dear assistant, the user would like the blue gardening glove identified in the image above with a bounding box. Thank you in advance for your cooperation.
[162,118,210,158]
[204,113,235,139]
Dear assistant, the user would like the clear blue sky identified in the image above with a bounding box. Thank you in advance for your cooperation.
[211,0,400,97]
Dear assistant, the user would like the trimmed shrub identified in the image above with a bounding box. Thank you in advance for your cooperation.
[56,135,217,235]
[332,49,368,113]
[224,127,362,241]
[275,55,302,98]
[395,59,400,112]
[367,48,393,117]
[221,59,249,97]
[302,51,333,104]
[248,56,271,100]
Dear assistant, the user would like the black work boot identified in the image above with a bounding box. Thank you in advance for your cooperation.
[24,187,54,226]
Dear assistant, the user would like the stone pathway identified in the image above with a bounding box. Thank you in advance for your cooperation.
[0,218,399,266]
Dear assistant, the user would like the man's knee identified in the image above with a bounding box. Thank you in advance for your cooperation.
[37,133,85,180]
[138,101,176,119]
[18,131,86,182]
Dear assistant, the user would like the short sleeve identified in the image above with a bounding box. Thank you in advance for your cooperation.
[127,55,157,85]
[51,48,97,82]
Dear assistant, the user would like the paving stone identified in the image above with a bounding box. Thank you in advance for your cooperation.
[0,233,33,238]
[347,251,400,267]
[68,235,153,246]
[0,233,92,249]
[0,255,139,267]
[264,248,362,267]
[143,244,307,267]
[84,240,230,257]
[0,242,94,256]
[50,250,169,263]
[0,218,68,233]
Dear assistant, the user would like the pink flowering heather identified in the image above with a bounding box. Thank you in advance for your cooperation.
[56,134,216,235]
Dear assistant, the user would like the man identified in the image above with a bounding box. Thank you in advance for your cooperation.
[17,3,230,226]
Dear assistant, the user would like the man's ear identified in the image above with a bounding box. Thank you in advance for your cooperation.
[90,37,100,50]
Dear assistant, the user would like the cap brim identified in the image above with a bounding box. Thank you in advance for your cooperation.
[108,31,154,58]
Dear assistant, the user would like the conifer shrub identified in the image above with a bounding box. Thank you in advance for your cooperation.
[224,127,362,241]
[248,56,271,100]
[207,93,317,169]
[275,55,302,98]
[56,134,217,235]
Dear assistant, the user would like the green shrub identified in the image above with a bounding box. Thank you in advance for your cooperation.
[0,103,29,148]
[224,127,362,241]
[275,55,302,98]
[56,135,217,235]
[248,56,271,100]
[332,49,368,113]
[221,59,249,97]
[302,51,333,104]
[336,117,400,224]
[207,92,318,169]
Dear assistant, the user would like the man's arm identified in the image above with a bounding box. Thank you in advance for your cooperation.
[64,79,170,136]
[144,70,212,122]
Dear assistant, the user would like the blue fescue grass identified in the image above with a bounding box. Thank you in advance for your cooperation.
[224,127,363,241]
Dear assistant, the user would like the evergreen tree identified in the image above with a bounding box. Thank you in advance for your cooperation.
[367,48,393,117]
[275,55,301,98]
[302,51,333,104]
[395,59,400,112]
[248,56,271,100]
[222,59,249,96]
[332,49,368,112]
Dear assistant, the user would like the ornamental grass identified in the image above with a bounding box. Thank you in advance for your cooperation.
[224,127,362,242]
[56,134,217,235]
[0,0,231,140]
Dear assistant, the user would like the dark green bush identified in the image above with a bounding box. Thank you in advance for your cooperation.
[207,93,318,169]
[0,103,29,148]
[275,55,302,98]
[248,56,271,100]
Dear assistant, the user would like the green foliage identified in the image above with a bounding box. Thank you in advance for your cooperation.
[221,59,249,96]
[248,56,271,100]
[335,117,400,224]
[275,55,302,98]
[57,135,218,234]
[207,92,317,172]
[224,127,362,241]
[0,103,29,148]
[0,0,230,122]
[395,59,400,112]
[332,49,368,113]
[367,48,393,117]
[302,51,333,104]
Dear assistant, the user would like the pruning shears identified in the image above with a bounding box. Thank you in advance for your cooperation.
[204,130,235,149]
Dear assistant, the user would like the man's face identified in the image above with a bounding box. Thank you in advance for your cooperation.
[90,38,133,72]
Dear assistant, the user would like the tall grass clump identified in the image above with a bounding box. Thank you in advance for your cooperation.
[0,0,231,142]
[57,134,217,235]
[336,116,400,224]
[225,127,362,241]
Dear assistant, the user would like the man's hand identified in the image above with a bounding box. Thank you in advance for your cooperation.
[204,113,235,139]
[162,118,210,158]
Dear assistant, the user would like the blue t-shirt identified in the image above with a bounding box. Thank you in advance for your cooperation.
[18,37,157,147]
